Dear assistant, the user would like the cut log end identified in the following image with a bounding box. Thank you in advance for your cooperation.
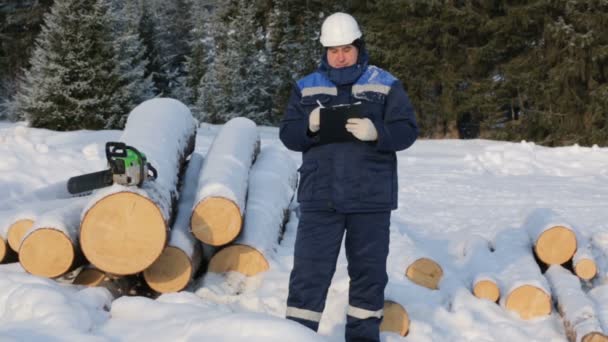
[504,285,551,320]
[405,257,443,290]
[380,300,409,337]
[575,259,597,280]
[473,280,500,302]
[208,244,269,276]
[1,237,9,263]
[73,268,106,287]
[534,226,577,265]
[582,332,608,342]
[143,246,192,293]
[7,219,34,252]
[80,192,167,275]
[191,197,242,246]
[19,228,74,278]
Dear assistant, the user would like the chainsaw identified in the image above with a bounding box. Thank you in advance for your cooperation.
[67,142,158,195]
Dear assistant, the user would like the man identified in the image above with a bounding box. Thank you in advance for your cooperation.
[280,12,418,341]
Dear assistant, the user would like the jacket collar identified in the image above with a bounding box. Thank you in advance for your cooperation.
[318,46,369,86]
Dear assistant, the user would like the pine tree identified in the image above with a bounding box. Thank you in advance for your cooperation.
[107,0,155,128]
[12,0,123,130]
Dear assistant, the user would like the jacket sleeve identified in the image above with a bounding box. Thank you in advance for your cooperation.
[371,80,419,152]
[279,85,319,152]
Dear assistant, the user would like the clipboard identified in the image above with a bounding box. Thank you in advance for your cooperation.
[319,103,364,145]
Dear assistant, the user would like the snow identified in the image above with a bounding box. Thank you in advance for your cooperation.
[2,121,608,341]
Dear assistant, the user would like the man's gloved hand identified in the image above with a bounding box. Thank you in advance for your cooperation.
[346,118,378,141]
[309,107,320,133]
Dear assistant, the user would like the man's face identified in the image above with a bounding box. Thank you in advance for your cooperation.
[326,44,358,69]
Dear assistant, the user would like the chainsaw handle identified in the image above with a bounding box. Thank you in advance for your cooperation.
[147,164,158,180]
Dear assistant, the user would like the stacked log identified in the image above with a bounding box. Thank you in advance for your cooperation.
[546,266,608,342]
[380,300,409,337]
[573,234,597,281]
[524,208,577,266]
[190,117,260,247]
[143,153,204,293]
[462,235,500,302]
[207,146,297,276]
[390,231,443,290]
[495,227,552,319]
[19,199,87,278]
[73,266,135,298]
[80,98,197,275]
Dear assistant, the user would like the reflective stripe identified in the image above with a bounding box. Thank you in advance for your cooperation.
[301,86,337,97]
[286,307,322,322]
[352,84,391,96]
[347,305,384,319]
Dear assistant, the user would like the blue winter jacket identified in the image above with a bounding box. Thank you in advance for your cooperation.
[280,47,418,213]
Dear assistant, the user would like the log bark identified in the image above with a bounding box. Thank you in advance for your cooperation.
[80,98,197,275]
[19,199,86,278]
[144,153,205,293]
[191,117,260,247]
[462,235,500,302]
[208,146,297,276]
[546,266,608,342]
[573,234,597,281]
[524,208,577,265]
[495,228,552,320]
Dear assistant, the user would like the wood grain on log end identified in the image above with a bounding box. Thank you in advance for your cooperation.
[582,332,608,342]
[19,228,74,278]
[80,192,167,275]
[535,226,577,265]
[143,246,192,293]
[504,284,551,320]
[7,219,34,252]
[208,244,269,276]
[191,197,242,246]
[574,259,597,281]
[405,257,443,290]
[380,300,409,337]
[473,280,500,302]
[73,267,106,287]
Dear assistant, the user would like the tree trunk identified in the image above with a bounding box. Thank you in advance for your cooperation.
[495,228,552,320]
[19,199,86,278]
[546,266,608,342]
[191,117,260,247]
[80,98,197,275]
[208,146,297,276]
[144,153,205,293]
[524,208,577,265]
[573,234,597,281]
[380,300,410,337]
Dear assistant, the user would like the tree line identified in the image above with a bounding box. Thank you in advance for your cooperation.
[1,0,606,146]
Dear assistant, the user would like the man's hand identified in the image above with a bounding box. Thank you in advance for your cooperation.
[309,107,320,133]
[346,118,378,141]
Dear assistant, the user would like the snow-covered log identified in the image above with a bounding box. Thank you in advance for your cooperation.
[0,197,84,253]
[495,228,552,319]
[405,257,443,290]
[73,266,136,298]
[0,179,76,211]
[589,285,608,338]
[191,117,260,247]
[546,266,608,342]
[380,300,410,337]
[80,98,197,275]
[462,235,501,302]
[208,146,297,276]
[143,153,205,293]
[523,208,577,265]
[19,199,87,278]
[573,234,597,281]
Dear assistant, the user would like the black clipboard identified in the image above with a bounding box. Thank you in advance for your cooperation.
[319,103,364,145]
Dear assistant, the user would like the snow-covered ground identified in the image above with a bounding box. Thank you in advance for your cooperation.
[2,121,608,341]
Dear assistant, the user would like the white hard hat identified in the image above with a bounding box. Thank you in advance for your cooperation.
[319,12,362,47]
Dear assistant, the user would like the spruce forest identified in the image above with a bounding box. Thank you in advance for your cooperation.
[1,0,607,146]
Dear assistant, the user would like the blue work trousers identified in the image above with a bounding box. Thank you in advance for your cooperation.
[286,210,391,342]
